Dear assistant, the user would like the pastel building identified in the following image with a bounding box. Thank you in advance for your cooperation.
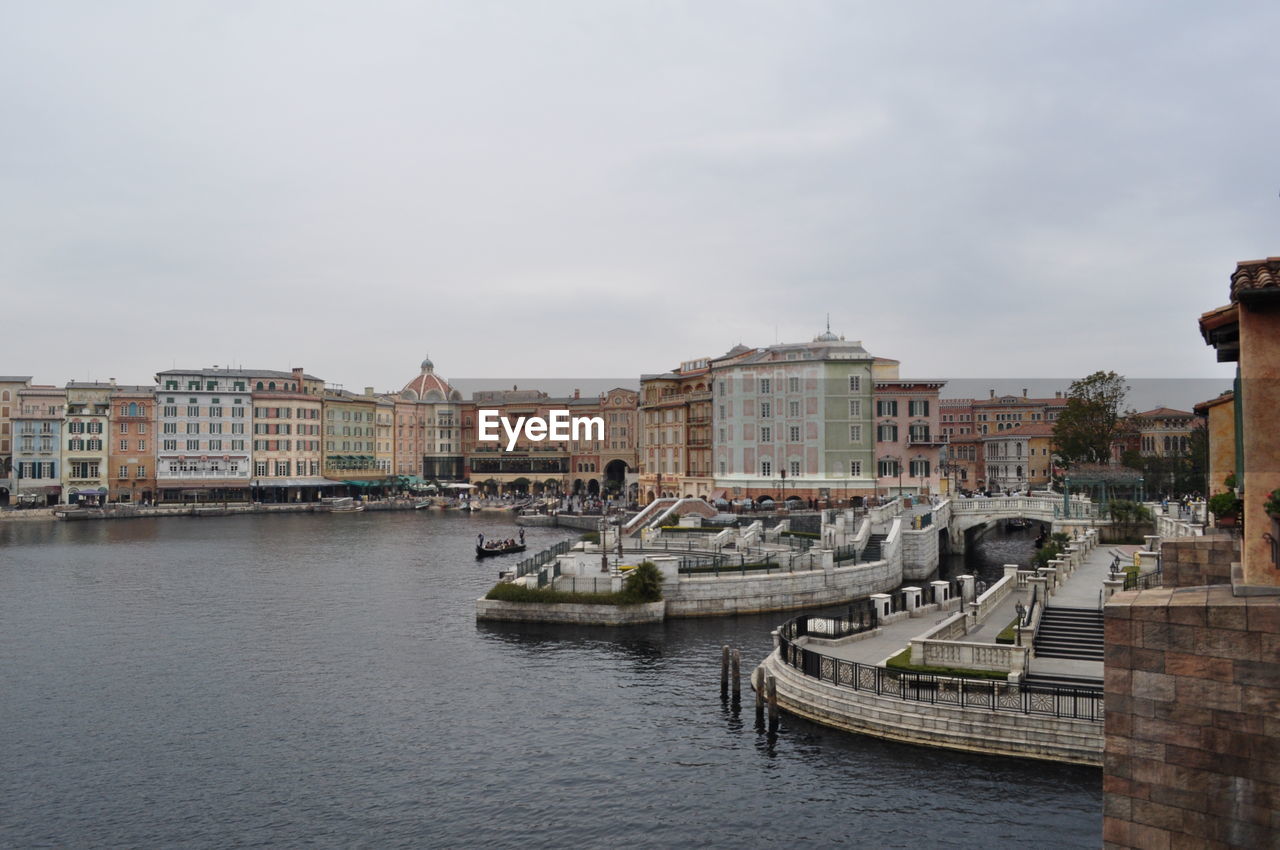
[0,376,33,504]
[639,356,719,502]
[938,398,980,494]
[710,331,878,504]
[871,359,946,498]
[322,388,382,483]
[394,357,464,481]
[12,386,64,506]
[154,369,256,503]
[108,385,156,503]
[250,367,327,502]
[981,421,1056,492]
[63,382,114,505]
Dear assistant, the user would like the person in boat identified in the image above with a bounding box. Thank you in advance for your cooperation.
[519,528,525,545]
[478,533,484,547]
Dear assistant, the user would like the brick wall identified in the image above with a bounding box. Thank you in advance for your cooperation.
[1159,537,1236,588]
[1103,585,1280,848]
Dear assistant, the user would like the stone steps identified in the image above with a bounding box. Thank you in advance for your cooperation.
[1034,606,1104,661]
[862,533,887,561]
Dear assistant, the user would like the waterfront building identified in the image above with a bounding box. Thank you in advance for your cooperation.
[63,382,114,505]
[250,367,327,502]
[154,368,258,503]
[394,357,463,481]
[322,388,383,485]
[569,387,637,498]
[374,395,394,475]
[461,388,570,493]
[710,331,879,504]
[12,385,64,506]
[108,385,156,503]
[938,398,980,494]
[971,388,1066,435]
[980,421,1056,492]
[871,358,946,498]
[639,357,715,502]
[0,375,33,504]
[1115,406,1197,461]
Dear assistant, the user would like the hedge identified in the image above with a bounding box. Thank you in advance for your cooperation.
[884,648,1010,681]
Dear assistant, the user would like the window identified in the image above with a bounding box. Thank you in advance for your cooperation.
[186,423,199,434]
[849,376,861,392]
[209,440,222,451]
[909,399,930,417]
[850,460,862,476]
[119,439,128,451]
[876,424,898,442]
[255,462,268,476]
[275,461,289,477]
[138,465,146,478]
[789,461,800,477]
[138,439,146,451]
[876,400,897,417]
[909,425,930,443]
[210,406,222,418]
[118,465,128,479]
[163,423,177,434]
[787,377,799,393]
[877,459,900,478]
[788,425,800,442]
[759,378,770,394]
[850,425,862,442]
[119,422,129,434]
[760,402,771,418]
[788,401,800,417]
[232,407,245,418]
[910,459,931,478]
[186,440,199,450]
[760,460,772,476]
[849,399,861,417]
[163,440,177,451]
[163,406,177,418]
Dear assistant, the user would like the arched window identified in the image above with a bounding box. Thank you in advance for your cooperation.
[128,402,138,417]
[256,382,264,390]
[120,403,128,415]
[268,382,276,390]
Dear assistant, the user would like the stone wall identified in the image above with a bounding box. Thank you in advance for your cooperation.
[665,558,900,617]
[1159,536,1237,588]
[1102,585,1280,848]
[760,652,1101,765]
[900,524,940,581]
[475,598,665,626]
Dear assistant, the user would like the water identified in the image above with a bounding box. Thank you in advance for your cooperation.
[0,513,1100,847]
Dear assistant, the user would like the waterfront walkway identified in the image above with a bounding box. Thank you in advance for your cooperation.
[806,534,1124,681]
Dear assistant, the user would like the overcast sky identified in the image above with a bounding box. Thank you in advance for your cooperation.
[3,2,1275,393]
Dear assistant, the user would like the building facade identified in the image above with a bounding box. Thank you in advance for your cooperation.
[871,359,946,498]
[154,369,256,503]
[12,386,64,506]
[640,358,714,502]
[981,421,1056,492]
[108,385,156,503]
[394,357,464,481]
[710,332,878,504]
[322,389,382,484]
[250,367,326,502]
[63,382,114,505]
[0,376,33,504]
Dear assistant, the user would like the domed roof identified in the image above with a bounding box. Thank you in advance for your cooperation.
[401,356,457,402]
[812,330,841,342]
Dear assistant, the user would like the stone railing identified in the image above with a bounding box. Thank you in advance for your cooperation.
[970,572,1015,622]
[910,638,1030,674]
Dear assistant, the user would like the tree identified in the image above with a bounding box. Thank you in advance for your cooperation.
[1052,371,1129,467]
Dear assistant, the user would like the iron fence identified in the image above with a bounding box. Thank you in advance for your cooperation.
[776,630,1103,721]
[515,539,574,579]
[1123,567,1163,591]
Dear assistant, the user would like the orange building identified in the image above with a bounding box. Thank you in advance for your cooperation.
[108,385,156,503]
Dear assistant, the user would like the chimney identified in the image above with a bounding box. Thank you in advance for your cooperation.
[109,378,116,387]
[574,388,580,399]
[1055,391,1062,399]
[292,367,304,383]
[1022,388,1028,398]
[989,389,995,399]
[365,386,374,396]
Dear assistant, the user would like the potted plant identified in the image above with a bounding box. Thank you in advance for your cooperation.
[1208,491,1242,528]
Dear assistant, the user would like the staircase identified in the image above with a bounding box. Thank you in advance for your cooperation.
[1032,606,1104,661]
[1022,671,1103,691]
[861,533,887,562]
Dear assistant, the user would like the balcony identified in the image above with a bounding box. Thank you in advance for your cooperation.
[908,433,949,446]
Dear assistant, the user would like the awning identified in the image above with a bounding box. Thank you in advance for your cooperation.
[71,486,107,494]
[710,489,727,500]
[253,478,338,487]
[444,482,475,489]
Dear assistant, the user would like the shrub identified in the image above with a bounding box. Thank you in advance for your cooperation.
[622,561,664,602]
[580,531,600,544]
[1267,489,1280,516]
[780,530,820,539]
[1208,491,1241,519]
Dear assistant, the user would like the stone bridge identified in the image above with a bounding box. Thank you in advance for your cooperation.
[946,496,1099,551]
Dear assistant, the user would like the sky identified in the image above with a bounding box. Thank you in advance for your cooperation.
[3,1,1276,395]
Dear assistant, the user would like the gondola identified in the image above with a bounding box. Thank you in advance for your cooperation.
[475,543,527,558]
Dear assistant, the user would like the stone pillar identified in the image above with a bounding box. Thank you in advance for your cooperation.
[903,586,922,614]
[930,580,950,605]
[1028,575,1048,603]
[957,574,975,603]
[1102,577,1124,599]
[870,592,892,621]
[1137,551,1159,571]
[771,628,780,650]
[1144,534,1160,553]
[1003,563,1020,582]
[819,548,835,573]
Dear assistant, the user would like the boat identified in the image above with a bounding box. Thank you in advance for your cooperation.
[475,543,527,558]
[414,500,433,510]
[317,496,364,513]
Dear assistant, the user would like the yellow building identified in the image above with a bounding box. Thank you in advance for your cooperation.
[1193,391,1235,495]
[323,389,383,484]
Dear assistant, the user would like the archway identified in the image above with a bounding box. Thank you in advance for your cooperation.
[573,478,584,494]
[604,458,627,486]
[587,479,600,497]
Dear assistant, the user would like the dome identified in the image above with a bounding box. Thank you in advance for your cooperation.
[420,355,434,372]
[401,356,455,402]
[813,330,841,342]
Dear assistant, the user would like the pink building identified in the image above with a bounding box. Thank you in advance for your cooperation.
[871,358,946,498]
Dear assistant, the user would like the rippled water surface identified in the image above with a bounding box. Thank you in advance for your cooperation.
[1,513,1099,847]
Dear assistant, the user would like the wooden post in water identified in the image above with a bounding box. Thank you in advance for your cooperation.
[766,675,779,728]
[731,649,741,702]
[720,645,729,697]
[753,666,764,714]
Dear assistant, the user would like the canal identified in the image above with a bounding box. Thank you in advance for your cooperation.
[0,512,1099,847]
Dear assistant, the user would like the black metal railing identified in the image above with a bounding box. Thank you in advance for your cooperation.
[1123,566,1163,591]
[776,628,1103,722]
[780,599,878,640]
[832,543,859,564]
[515,539,574,579]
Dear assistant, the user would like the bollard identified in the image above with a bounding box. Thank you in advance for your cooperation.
[731,649,741,701]
[766,675,779,728]
[721,645,729,697]
[754,666,764,713]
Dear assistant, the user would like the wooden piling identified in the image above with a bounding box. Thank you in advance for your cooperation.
[753,666,764,711]
[766,674,779,727]
[731,649,741,701]
[720,645,729,696]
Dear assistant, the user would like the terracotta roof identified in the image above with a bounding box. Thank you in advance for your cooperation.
[1231,256,1280,302]
[1193,391,1234,416]
[982,421,1056,439]
[1131,407,1194,419]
